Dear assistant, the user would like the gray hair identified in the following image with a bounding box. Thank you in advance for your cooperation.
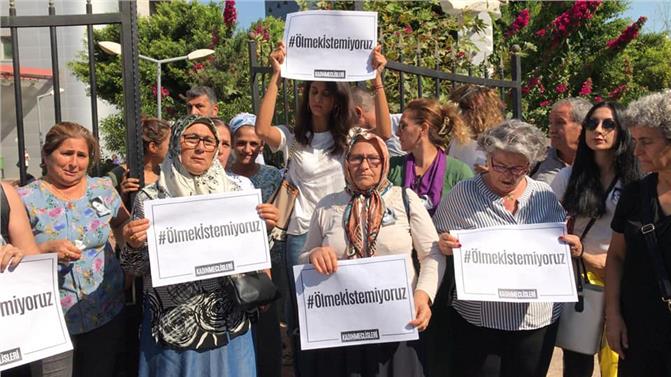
[186,86,217,104]
[350,86,374,111]
[623,91,671,141]
[552,97,592,124]
[478,119,549,164]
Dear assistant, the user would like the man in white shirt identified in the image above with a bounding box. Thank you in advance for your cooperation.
[533,97,591,183]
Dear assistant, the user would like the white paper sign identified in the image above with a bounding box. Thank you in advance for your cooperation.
[282,10,378,81]
[0,254,72,371]
[294,254,418,350]
[453,222,577,303]
[145,190,270,287]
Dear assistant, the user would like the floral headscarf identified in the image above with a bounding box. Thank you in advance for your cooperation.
[344,129,391,259]
[157,115,237,197]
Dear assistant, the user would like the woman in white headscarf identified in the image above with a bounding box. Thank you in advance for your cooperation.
[122,115,278,377]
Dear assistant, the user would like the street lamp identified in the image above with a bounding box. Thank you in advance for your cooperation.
[98,41,215,119]
[36,88,65,149]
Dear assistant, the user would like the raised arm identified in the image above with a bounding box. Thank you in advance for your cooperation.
[371,45,392,140]
[254,42,286,150]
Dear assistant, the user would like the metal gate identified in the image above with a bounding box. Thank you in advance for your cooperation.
[1,0,143,186]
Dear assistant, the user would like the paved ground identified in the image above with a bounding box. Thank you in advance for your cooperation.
[281,345,600,376]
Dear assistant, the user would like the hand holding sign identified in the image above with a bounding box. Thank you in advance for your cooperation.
[269,42,286,75]
[124,218,150,249]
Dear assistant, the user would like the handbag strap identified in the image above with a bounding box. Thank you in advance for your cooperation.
[639,176,671,313]
[571,176,618,311]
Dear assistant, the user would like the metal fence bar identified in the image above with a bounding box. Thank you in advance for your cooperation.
[86,0,100,176]
[119,0,143,187]
[0,13,123,28]
[8,0,26,185]
[48,0,62,123]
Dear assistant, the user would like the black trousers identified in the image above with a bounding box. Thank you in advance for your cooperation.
[618,335,671,376]
[451,307,558,377]
[562,349,595,377]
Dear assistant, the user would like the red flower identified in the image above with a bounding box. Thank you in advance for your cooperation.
[555,83,568,94]
[594,95,604,102]
[253,24,270,41]
[193,63,204,72]
[535,28,546,37]
[152,85,170,97]
[540,100,551,107]
[522,85,531,95]
[579,78,592,96]
[550,1,601,40]
[223,0,237,28]
[403,24,413,34]
[608,84,627,100]
[606,16,647,49]
[505,9,530,37]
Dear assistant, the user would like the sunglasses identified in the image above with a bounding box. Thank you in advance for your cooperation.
[585,118,616,131]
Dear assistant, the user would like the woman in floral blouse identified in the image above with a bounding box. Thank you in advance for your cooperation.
[18,122,130,377]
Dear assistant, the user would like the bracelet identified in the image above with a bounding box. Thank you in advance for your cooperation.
[373,84,384,91]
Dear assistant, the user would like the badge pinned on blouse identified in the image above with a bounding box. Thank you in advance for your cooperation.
[90,196,111,217]
[382,207,397,226]
[419,195,434,211]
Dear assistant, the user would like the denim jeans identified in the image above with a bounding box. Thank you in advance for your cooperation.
[283,233,309,377]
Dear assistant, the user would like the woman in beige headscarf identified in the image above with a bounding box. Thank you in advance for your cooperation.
[297,130,445,377]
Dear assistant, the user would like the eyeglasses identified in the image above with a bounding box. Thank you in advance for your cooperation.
[489,158,528,176]
[181,134,218,151]
[585,118,616,132]
[348,154,382,167]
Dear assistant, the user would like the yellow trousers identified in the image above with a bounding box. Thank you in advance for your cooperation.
[587,272,618,377]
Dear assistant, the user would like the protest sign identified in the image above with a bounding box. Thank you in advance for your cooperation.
[453,222,577,303]
[294,254,418,350]
[145,190,270,287]
[0,254,72,371]
[282,10,378,81]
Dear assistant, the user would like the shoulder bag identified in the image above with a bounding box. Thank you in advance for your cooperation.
[268,140,299,241]
[556,177,618,355]
[225,271,280,312]
[639,176,671,314]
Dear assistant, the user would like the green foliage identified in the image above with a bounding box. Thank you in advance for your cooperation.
[492,0,671,128]
[70,0,284,155]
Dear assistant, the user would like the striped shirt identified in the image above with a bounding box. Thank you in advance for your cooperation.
[433,174,566,331]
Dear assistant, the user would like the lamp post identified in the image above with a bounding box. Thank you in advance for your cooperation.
[98,41,214,119]
[36,88,65,149]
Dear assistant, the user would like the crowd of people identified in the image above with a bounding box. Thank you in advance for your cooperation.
[1,44,670,377]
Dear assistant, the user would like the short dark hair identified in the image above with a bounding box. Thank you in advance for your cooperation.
[186,86,217,104]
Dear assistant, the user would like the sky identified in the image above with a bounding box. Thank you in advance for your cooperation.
[232,0,669,33]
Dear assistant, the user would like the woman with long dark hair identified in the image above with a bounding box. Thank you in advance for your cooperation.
[550,101,639,377]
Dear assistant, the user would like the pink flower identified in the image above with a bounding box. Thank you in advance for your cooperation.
[48,207,63,217]
[606,17,647,49]
[193,63,205,72]
[540,100,551,107]
[594,95,604,102]
[579,78,592,96]
[555,83,568,94]
[522,85,531,95]
[94,258,103,272]
[550,1,601,40]
[253,24,270,41]
[505,9,530,37]
[535,28,546,37]
[61,296,73,307]
[403,24,413,34]
[223,0,237,28]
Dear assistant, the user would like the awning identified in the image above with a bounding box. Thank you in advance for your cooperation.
[0,65,53,81]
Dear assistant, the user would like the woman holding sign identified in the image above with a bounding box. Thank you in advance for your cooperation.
[18,122,131,377]
[298,130,445,377]
[606,92,671,376]
[550,102,638,377]
[121,115,279,377]
[434,120,583,377]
